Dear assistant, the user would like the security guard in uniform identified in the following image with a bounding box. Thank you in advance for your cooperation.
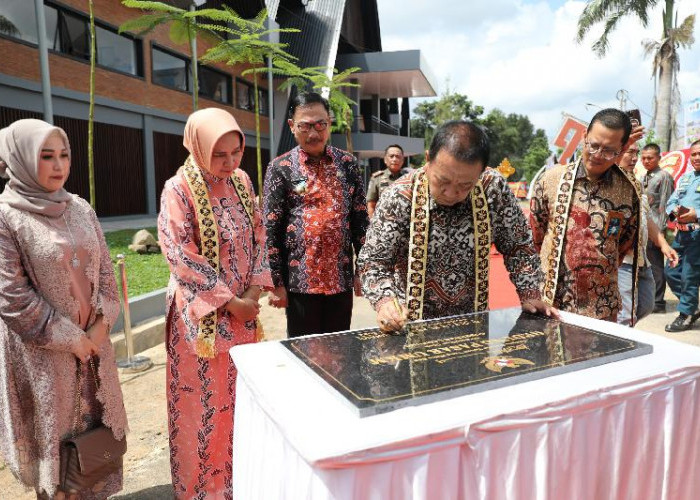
[665,139,700,331]
[366,144,410,217]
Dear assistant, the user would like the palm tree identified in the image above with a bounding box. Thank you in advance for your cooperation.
[576,0,695,151]
[195,7,299,201]
[120,0,212,110]
[0,15,20,38]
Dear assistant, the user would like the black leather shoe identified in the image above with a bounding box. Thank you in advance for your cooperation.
[652,304,666,314]
[665,313,699,332]
[691,310,700,326]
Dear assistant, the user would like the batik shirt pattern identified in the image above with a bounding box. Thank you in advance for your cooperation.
[264,145,369,294]
[358,168,542,319]
[530,163,640,321]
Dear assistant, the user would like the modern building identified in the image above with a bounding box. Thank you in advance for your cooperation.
[268,0,436,177]
[0,0,436,217]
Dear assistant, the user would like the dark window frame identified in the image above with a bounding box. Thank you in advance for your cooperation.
[0,1,145,78]
[198,64,232,105]
[150,41,192,95]
[235,77,269,116]
[46,1,144,77]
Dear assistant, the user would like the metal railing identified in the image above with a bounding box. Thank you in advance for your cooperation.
[351,115,401,135]
[370,115,400,135]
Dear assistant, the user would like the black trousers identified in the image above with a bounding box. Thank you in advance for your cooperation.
[286,290,353,338]
[647,241,667,306]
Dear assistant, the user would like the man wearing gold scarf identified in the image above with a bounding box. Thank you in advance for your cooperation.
[358,121,555,332]
[530,109,643,323]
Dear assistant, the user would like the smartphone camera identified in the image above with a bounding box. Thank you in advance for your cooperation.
[626,109,642,128]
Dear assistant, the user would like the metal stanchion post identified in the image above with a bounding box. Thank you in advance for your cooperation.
[115,253,152,373]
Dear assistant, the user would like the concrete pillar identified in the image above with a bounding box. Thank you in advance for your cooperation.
[370,94,379,132]
[401,97,410,136]
[33,0,53,123]
[142,115,157,215]
[350,78,360,132]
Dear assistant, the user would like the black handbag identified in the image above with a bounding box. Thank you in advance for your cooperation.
[59,358,127,493]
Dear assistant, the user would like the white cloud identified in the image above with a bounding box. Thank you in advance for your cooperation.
[378,0,700,145]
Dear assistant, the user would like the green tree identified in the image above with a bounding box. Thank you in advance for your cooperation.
[195,7,299,201]
[409,89,548,173]
[643,127,660,146]
[120,0,213,110]
[483,109,528,168]
[576,0,695,151]
[482,109,548,179]
[120,4,299,200]
[409,87,484,166]
[521,130,551,182]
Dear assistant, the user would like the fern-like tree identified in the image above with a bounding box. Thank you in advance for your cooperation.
[576,0,695,151]
[120,0,212,110]
[195,7,299,201]
[273,61,361,154]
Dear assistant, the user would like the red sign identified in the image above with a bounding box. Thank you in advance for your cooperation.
[553,115,587,164]
[507,181,528,199]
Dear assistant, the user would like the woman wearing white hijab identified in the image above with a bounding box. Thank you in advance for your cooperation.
[0,119,128,499]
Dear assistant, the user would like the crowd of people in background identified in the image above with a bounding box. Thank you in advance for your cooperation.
[2,91,700,498]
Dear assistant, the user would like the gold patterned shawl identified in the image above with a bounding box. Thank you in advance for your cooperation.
[182,156,255,357]
[405,169,491,321]
[541,159,642,325]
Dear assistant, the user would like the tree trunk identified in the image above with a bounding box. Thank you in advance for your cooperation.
[253,72,263,205]
[188,17,199,111]
[88,0,96,210]
[655,55,674,152]
[344,108,354,154]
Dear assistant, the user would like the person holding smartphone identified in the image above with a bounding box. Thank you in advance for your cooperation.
[664,139,700,331]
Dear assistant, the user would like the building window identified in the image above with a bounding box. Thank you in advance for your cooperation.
[0,0,38,43]
[257,87,269,117]
[47,5,90,60]
[236,78,268,116]
[96,26,139,75]
[0,2,142,76]
[152,46,189,92]
[199,65,231,104]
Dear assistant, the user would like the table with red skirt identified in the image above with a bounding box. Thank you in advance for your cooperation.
[230,312,700,499]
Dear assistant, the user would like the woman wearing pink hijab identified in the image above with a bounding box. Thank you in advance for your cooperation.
[0,119,127,499]
[158,108,272,498]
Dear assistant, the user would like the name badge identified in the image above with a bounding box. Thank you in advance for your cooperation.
[604,210,624,240]
[291,177,308,195]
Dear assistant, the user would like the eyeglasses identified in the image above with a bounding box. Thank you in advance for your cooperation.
[624,149,640,157]
[294,120,329,132]
[584,141,621,160]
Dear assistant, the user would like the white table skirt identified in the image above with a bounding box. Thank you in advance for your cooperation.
[231,312,700,499]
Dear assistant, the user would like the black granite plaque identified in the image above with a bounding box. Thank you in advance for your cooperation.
[282,308,653,417]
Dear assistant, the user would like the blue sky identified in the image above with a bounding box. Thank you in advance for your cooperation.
[377,0,700,147]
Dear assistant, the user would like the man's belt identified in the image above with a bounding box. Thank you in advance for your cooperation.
[677,223,699,231]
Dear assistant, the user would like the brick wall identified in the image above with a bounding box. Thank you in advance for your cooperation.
[0,0,269,132]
